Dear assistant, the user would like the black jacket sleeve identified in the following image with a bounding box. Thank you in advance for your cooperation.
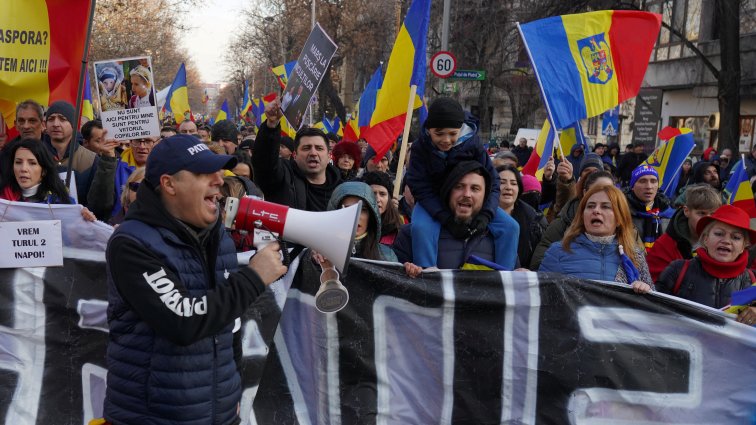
[107,236,267,346]
[251,122,286,196]
[87,155,117,220]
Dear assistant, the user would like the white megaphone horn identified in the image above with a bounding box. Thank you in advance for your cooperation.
[223,196,361,274]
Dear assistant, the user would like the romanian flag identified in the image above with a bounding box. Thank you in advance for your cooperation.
[240,81,253,118]
[555,121,587,159]
[344,65,384,142]
[215,100,230,123]
[80,68,94,124]
[163,63,192,124]
[1,0,94,138]
[641,127,695,198]
[362,0,430,160]
[202,89,209,104]
[519,10,661,129]
[271,61,296,89]
[461,255,507,271]
[724,159,756,219]
[343,118,360,142]
[521,119,555,180]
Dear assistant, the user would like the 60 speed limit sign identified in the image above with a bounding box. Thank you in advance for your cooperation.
[431,51,457,78]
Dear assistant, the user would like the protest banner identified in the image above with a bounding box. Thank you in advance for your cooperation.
[92,56,160,140]
[1,203,754,424]
[0,220,62,268]
[0,0,94,137]
[281,23,338,130]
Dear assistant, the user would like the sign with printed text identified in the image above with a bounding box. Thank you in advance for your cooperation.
[281,23,338,131]
[93,56,160,140]
[451,69,486,81]
[431,51,457,78]
[0,220,62,268]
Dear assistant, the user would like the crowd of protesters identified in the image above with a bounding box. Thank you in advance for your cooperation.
[2,95,756,423]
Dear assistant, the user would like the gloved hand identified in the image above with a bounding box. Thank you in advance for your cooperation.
[469,214,491,236]
[444,217,472,239]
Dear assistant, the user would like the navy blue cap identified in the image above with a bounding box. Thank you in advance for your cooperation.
[146,134,237,185]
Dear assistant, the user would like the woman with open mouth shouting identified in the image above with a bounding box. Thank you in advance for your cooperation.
[539,184,653,294]
[657,205,756,326]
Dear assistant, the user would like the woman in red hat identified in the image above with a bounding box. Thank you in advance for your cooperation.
[657,204,756,325]
[332,141,362,181]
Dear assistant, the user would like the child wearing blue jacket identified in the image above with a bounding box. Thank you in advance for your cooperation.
[404,97,518,269]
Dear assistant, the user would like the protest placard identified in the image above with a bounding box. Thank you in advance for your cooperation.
[93,56,159,140]
[281,23,338,130]
[0,220,63,267]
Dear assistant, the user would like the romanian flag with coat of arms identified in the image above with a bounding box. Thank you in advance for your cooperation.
[1,0,94,138]
[519,10,661,129]
[362,0,430,161]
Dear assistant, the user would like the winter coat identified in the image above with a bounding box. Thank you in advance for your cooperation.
[657,258,752,309]
[393,222,502,270]
[624,188,672,250]
[326,182,397,262]
[510,199,546,269]
[511,144,533,167]
[539,233,652,284]
[646,208,696,281]
[566,144,584,180]
[530,196,580,270]
[252,123,342,211]
[105,183,267,425]
[405,113,499,225]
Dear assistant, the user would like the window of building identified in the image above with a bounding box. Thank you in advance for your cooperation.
[648,0,702,61]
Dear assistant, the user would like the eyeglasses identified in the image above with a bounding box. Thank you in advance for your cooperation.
[131,139,155,147]
[128,182,141,191]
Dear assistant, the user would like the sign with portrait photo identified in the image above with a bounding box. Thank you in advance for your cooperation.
[92,56,160,141]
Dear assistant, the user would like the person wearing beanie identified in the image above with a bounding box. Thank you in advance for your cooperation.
[211,120,240,155]
[333,140,362,181]
[657,205,756,326]
[623,164,673,251]
[404,97,502,266]
[42,100,119,220]
[361,145,393,175]
[279,136,295,160]
[520,173,543,211]
[393,161,519,273]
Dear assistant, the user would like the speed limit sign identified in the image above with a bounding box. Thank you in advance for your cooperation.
[431,51,457,79]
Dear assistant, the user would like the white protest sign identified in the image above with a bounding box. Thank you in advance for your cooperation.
[0,220,63,268]
[93,56,160,140]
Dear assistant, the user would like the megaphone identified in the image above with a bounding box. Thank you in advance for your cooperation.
[224,196,361,313]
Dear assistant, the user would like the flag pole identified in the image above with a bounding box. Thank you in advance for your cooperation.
[392,84,417,199]
[516,22,565,160]
[66,0,97,189]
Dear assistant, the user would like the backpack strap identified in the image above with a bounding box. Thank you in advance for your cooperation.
[673,260,691,295]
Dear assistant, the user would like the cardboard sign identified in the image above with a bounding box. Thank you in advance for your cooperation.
[93,56,160,140]
[0,220,63,267]
[281,23,338,130]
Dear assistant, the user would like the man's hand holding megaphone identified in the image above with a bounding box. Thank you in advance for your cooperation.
[249,242,288,285]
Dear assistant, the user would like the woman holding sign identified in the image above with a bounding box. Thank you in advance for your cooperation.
[0,139,96,221]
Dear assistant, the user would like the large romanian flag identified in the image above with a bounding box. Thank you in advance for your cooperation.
[362,0,430,161]
[519,10,661,129]
[1,0,94,137]
[163,63,192,124]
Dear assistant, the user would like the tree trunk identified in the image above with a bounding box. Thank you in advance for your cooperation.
[320,73,347,123]
[716,0,740,153]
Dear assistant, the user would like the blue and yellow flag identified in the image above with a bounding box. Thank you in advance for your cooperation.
[240,81,253,118]
[163,63,192,123]
[271,61,296,89]
[519,11,661,129]
[314,116,343,137]
[215,100,230,123]
[80,68,94,124]
[724,159,756,219]
[641,127,695,198]
[461,255,507,271]
[558,121,588,156]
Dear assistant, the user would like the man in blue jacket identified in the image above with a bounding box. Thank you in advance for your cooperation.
[104,135,286,425]
[393,161,519,273]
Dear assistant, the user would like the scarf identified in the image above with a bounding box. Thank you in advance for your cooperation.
[1,185,21,201]
[695,247,749,279]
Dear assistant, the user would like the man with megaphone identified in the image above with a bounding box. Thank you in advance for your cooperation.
[103,134,287,425]
[252,98,342,211]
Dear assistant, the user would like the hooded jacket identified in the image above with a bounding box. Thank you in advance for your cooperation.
[566,144,585,180]
[646,208,696,281]
[326,182,397,262]
[252,123,342,211]
[405,113,499,225]
[105,183,267,425]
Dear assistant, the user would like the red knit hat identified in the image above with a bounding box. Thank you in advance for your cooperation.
[696,204,756,243]
[332,141,362,167]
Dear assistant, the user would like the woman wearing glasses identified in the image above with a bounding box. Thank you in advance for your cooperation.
[109,167,145,226]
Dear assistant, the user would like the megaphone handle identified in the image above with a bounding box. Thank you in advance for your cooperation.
[280,240,291,266]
